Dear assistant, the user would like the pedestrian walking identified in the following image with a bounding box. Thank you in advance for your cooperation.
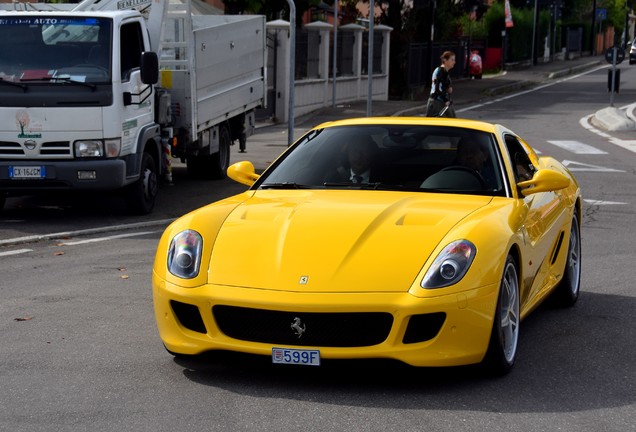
[425,51,456,118]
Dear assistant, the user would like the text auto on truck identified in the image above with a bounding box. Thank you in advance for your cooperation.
[0,0,266,213]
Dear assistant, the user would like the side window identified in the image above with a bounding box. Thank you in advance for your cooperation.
[120,22,144,81]
[504,134,536,183]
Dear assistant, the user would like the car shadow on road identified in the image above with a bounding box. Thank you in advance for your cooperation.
[174,291,635,414]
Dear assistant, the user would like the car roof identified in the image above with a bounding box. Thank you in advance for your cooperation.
[312,117,499,134]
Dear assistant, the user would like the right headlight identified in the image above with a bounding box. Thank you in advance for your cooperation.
[74,138,121,158]
[167,230,203,279]
[421,240,476,289]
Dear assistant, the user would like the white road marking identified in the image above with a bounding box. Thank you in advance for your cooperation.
[0,218,174,247]
[547,140,607,154]
[0,248,33,257]
[58,231,158,246]
[457,65,609,113]
[584,199,628,205]
[562,160,625,172]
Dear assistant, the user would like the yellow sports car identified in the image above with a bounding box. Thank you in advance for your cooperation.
[152,117,581,375]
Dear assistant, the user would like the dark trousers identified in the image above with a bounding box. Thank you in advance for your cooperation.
[425,98,456,118]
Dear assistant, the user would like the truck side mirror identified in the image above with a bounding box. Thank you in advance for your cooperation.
[140,51,159,85]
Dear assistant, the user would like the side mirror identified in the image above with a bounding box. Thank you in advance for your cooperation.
[518,168,571,196]
[140,51,159,85]
[227,161,260,186]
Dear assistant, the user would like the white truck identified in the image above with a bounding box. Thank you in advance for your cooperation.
[0,0,265,213]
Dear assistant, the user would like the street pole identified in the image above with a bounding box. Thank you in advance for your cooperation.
[532,0,538,65]
[366,0,374,116]
[287,0,296,147]
[624,0,630,49]
[591,0,597,55]
[332,0,338,107]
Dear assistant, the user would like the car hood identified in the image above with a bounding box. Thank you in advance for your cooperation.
[208,191,492,292]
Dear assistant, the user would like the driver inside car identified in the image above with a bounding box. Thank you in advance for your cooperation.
[454,138,496,188]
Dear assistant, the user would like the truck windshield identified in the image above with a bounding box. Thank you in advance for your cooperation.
[0,16,112,84]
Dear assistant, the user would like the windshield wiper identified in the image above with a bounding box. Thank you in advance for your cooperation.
[260,182,311,189]
[0,78,27,91]
[20,76,96,90]
[324,181,398,190]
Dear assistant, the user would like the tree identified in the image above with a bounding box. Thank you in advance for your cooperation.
[223,0,322,26]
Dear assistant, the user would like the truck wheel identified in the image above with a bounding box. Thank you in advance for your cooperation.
[186,124,231,180]
[125,152,158,214]
[210,124,231,179]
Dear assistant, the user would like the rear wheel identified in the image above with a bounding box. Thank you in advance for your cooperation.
[125,151,158,215]
[552,210,581,307]
[483,255,520,376]
[0,192,5,211]
[210,124,231,179]
[186,124,231,179]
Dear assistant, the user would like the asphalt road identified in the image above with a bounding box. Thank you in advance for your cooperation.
[1,66,635,431]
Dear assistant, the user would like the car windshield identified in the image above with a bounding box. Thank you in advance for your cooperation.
[256,124,506,196]
[0,16,112,83]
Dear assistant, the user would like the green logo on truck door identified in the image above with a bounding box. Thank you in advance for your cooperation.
[122,119,138,130]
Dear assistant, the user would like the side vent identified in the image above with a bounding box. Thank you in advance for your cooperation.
[550,231,565,265]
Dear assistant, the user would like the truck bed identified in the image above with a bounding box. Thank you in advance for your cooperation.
[160,14,266,136]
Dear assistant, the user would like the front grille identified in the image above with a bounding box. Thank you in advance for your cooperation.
[40,141,71,156]
[0,141,24,156]
[213,305,393,347]
[0,141,71,158]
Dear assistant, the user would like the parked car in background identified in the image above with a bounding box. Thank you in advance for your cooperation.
[629,37,636,64]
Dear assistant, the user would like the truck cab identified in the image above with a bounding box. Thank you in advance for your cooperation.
[0,10,161,213]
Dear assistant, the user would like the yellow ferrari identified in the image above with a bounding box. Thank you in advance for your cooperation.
[152,117,582,375]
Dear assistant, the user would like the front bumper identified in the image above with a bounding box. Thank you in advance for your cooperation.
[0,159,129,191]
[153,273,500,367]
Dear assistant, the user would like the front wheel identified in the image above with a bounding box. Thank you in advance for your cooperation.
[125,152,158,215]
[483,255,520,376]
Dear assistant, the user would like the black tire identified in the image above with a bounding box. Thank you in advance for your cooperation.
[483,255,520,376]
[125,151,158,215]
[552,210,581,307]
[0,192,6,211]
[210,124,231,179]
[186,124,231,180]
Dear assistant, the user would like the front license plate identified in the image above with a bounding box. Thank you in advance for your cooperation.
[272,347,320,366]
[9,166,46,179]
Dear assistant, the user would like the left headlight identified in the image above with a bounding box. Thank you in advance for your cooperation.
[421,240,476,289]
[167,230,203,279]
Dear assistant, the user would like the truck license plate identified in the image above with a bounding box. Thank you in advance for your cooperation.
[272,347,320,366]
[9,166,46,179]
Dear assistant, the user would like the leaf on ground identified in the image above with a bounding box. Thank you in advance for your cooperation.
[14,316,33,322]
[120,275,129,279]
[53,251,65,256]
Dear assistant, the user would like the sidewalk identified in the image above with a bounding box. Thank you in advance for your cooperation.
[234,55,621,170]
